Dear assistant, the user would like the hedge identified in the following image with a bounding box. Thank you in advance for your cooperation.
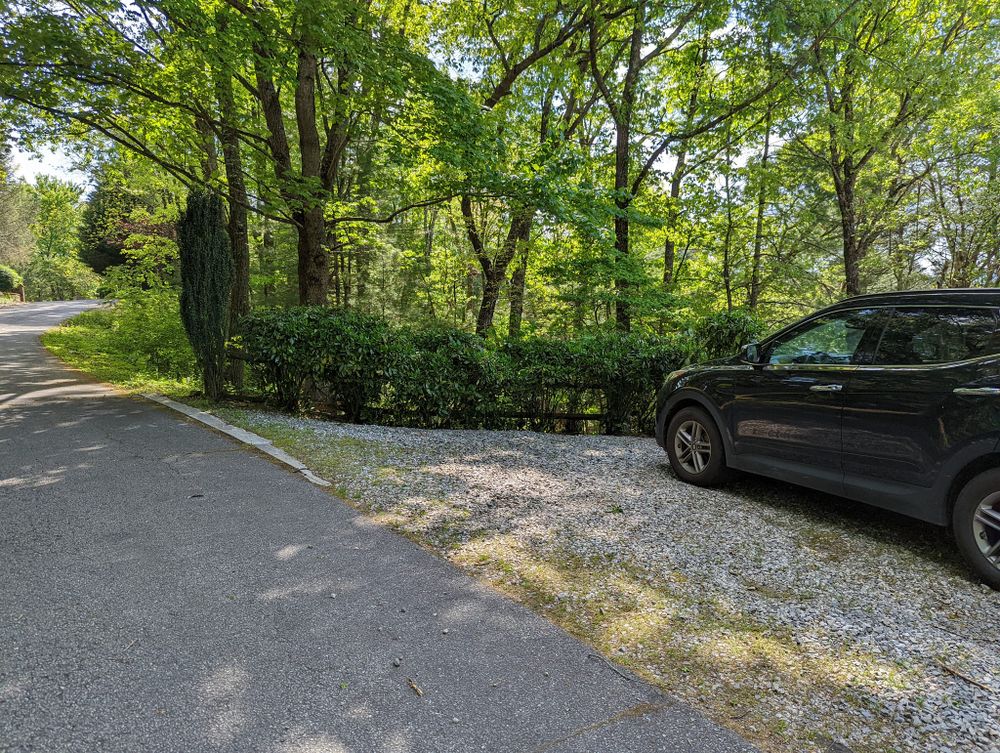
[239,307,697,435]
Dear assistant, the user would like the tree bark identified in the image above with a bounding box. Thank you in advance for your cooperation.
[253,42,327,305]
[194,114,217,180]
[461,195,533,336]
[748,101,773,310]
[838,171,862,296]
[602,0,647,332]
[663,36,707,288]
[293,46,328,305]
[611,32,639,332]
[214,66,249,390]
[507,247,528,337]
[260,217,274,303]
[722,128,734,311]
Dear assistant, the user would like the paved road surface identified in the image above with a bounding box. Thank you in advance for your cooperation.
[0,301,756,753]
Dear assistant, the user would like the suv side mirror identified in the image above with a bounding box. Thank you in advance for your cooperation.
[739,342,763,364]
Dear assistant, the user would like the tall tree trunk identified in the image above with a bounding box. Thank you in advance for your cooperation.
[662,36,707,288]
[722,134,734,311]
[194,114,217,180]
[461,195,533,336]
[508,249,528,337]
[748,101,773,311]
[613,119,632,331]
[215,67,249,390]
[663,236,675,287]
[260,218,274,303]
[422,206,438,318]
[294,46,328,305]
[662,154,684,288]
[476,267,503,335]
[253,42,327,305]
[839,174,862,296]
[607,0,645,333]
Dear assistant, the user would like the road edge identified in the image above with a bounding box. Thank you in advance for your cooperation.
[141,393,332,487]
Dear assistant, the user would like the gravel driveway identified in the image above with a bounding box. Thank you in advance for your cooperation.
[217,409,999,753]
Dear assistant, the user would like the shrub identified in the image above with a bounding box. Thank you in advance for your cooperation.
[178,190,232,400]
[241,308,320,409]
[310,309,391,422]
[0,265,23,293]
[110,292,197,378]
[42,302,198,396]
[572,332,689,434]
[694,309,764,361]
[23,254,100,301]
[242,307,391,419]
[499,337,582,431]
[388,327,499,428]
[241,308,692,435]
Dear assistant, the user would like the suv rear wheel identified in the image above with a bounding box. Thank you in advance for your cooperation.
[665,406,731,486]
[953,469,1000,590]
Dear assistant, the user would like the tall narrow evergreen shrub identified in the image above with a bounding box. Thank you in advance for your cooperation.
[177,190,232,400]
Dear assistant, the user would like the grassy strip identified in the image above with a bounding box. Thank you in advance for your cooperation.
[41,307,198,398]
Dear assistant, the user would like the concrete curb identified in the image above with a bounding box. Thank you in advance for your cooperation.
[141,394,332,487]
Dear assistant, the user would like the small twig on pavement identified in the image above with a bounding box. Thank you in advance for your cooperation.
[587,652,637,684]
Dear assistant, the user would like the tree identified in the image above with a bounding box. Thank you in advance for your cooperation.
[177,190,232,400]
[79,167,141,274]
[0,142,34,268]
[791,0,993,295]
[25,176,100,300]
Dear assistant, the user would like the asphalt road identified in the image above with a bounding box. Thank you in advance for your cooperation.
[0,301,756,753]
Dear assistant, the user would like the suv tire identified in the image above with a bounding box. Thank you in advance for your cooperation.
[953,468,1000,590]
[665,406,731,487]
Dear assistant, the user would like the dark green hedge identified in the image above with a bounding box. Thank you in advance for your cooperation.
[239,307,700,435]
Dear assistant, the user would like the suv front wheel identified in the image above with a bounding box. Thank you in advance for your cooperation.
[665,406,731,486]
[953,469,1000,590]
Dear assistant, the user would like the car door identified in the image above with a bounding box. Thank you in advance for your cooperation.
[842,305,1000,520]
[728,307,884,492]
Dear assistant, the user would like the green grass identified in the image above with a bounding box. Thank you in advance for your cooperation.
[42,307,199,398]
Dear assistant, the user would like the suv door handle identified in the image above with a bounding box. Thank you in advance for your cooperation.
[954,387,1000,396]
[810,384,843,392]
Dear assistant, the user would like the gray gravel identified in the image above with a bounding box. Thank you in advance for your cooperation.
[231,411,1000,753]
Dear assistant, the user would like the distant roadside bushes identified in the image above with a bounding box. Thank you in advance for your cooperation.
[0,265,23,294]
[240,307,698,434]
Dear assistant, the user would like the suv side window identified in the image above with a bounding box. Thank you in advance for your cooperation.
[767,308,882,365]
[874,307,1000,365]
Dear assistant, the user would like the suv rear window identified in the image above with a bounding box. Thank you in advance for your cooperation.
[873,307,1000,365]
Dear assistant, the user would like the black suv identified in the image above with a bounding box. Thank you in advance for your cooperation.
[655,289,1000,589]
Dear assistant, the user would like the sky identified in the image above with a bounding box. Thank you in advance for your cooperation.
[10,145,89,186]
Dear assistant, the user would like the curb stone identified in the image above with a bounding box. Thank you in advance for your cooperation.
[141,393,332,487]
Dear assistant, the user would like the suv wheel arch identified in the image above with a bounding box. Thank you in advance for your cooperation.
[660,390,734,456]
[946,453,1000,527]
